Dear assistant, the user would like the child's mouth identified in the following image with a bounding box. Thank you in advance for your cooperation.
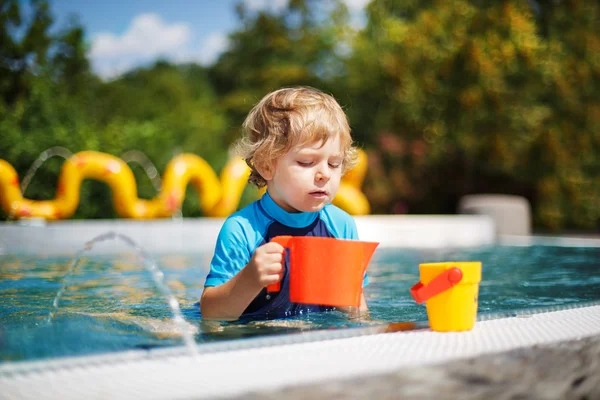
[309,190,328,198]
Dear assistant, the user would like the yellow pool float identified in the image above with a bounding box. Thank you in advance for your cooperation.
[0,150,370,220]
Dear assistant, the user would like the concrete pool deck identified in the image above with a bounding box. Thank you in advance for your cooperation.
[0,214,496,254]
[239,334,600,400]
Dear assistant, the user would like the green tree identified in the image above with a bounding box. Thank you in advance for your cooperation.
[0,0,52,106]
[0,0,102,218]
[345,0,599,230]
[529,0,600,230]
[93,62,230,216]
[210,0,353,142]
[0,2,231,219]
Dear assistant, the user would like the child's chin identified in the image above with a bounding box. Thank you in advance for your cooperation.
[301,202,328,212]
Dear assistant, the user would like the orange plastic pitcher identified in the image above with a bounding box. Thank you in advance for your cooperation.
[266,236,379,307]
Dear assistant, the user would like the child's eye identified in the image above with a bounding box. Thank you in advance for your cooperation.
[328,163,341,169]
[297,161,313,167]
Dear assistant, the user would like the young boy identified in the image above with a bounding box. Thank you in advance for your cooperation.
[200,86,368,321]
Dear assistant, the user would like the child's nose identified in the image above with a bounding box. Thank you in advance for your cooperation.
[315,165,330,181]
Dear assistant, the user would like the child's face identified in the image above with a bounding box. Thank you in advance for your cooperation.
[266,135,343,213]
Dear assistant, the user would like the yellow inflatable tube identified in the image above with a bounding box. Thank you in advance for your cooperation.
[0,150,370,219]
[332,148,370,215]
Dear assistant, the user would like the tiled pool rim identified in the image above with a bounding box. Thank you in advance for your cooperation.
[1,216,599,399]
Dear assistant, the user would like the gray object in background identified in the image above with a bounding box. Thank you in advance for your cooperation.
[459,194,531,236]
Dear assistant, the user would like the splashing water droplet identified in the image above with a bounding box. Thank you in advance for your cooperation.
[120,150,163,193]
[8,147,73,221]
[47,231,198,356]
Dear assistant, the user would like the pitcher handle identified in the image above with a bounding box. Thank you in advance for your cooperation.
[266,235,292,293]
[410,267,463,304]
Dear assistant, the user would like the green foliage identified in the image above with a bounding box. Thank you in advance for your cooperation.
[343,0,599,230]
[0,1,229,219]
[209,0,352,141]
[530,0,600,230]
[93,62,230,216]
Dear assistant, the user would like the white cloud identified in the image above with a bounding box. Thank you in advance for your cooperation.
[242,0,369,30]
[342,0,370,30]
[199,33,230,65]
[243,0,289,13]
[89,13,229,80]
[90,14,190,59]
[342,0,371,12]
[242,0,368,16]
[174,32,230,66]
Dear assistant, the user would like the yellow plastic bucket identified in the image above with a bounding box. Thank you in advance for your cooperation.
[410,262,482,332]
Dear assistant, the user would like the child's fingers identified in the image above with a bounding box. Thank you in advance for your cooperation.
[264,272,282,286]
[259,260,283,286]
[255,250,284,265]
[265,261,283,273]
[262,241,285,254]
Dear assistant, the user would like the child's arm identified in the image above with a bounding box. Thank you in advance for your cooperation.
[359,293,368,311]
[200,242,284,321]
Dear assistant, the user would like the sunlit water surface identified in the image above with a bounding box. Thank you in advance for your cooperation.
[1,245,599,362]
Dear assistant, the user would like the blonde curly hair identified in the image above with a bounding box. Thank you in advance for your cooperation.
[237,86,358,188]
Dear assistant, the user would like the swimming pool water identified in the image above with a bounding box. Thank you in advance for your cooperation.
[1,245,599,362]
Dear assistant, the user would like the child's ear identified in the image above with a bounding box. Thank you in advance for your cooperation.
[255,161,274,181]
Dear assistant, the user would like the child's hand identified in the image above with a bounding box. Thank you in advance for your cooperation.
[244,242,285,289]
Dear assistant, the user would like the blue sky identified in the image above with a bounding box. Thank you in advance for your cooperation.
[48,0,369,80]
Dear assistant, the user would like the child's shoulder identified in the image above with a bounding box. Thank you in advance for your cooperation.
[319,204,358,239]
[321,203,354,222]
[219,199,271,237]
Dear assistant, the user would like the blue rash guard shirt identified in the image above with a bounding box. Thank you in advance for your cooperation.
[204,191,369,320]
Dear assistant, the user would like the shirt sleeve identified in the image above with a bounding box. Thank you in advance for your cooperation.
[204,217,252,287]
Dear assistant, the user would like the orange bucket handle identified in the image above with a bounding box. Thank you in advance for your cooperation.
[266,235,292,293]
[410,267,463,304]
